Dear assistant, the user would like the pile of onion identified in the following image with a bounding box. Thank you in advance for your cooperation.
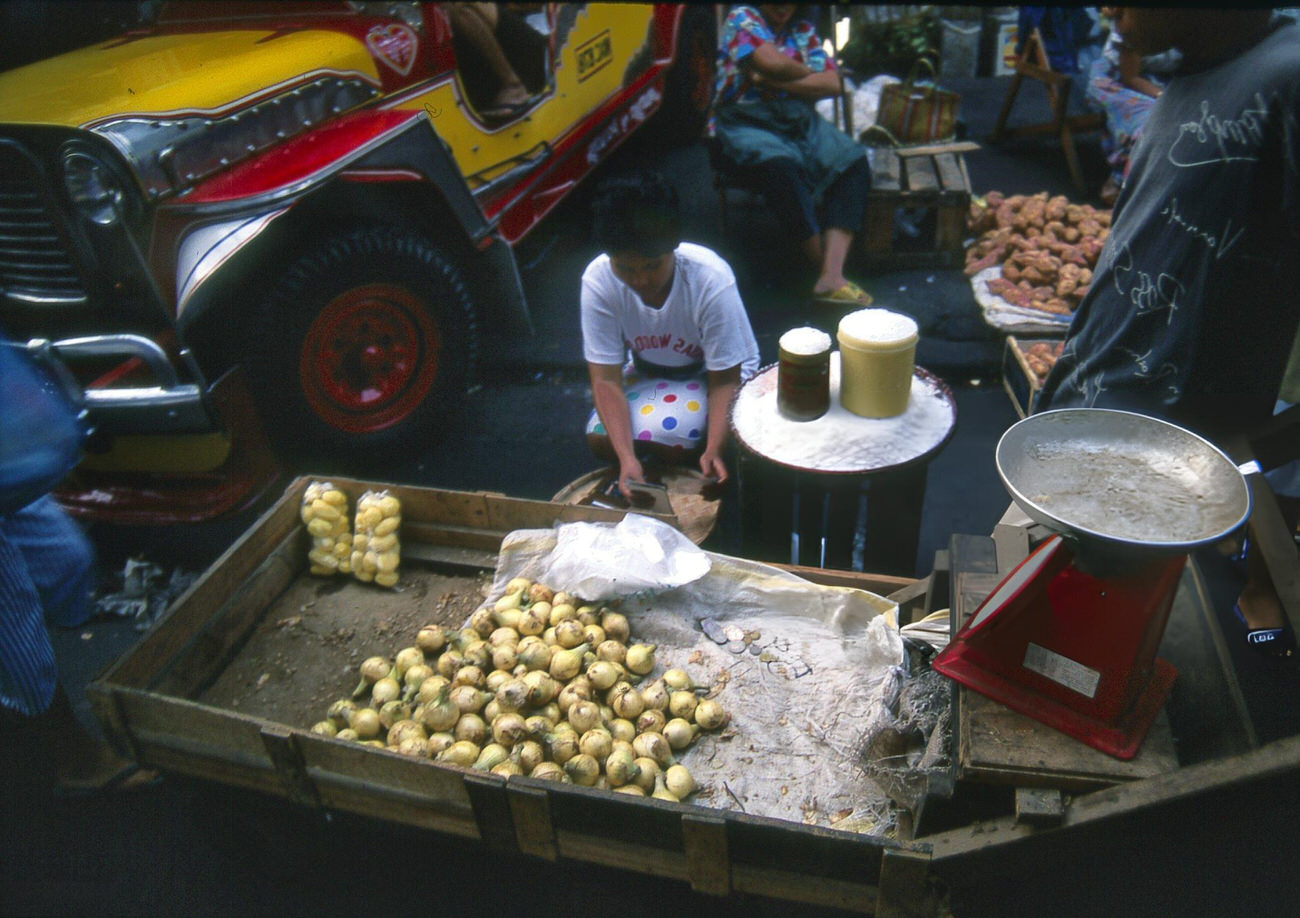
[309,578,729,802]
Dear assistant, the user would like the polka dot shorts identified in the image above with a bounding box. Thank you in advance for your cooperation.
[585,366,707,451]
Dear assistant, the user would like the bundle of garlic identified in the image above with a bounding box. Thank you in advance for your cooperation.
[352,490,402,588]
[301,481,353,577]
[310,578,727,802]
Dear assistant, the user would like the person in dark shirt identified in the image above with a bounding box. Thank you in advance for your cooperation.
[1037,9,1300,654]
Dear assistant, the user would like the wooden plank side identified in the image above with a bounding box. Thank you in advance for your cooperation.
[904,155,940,193]
[100,479,305,688]
[933,153,967,193]
[681,814,731,895]
[777,562,915,597]
[871,147,902,192]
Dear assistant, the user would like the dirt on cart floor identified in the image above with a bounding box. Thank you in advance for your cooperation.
[200,565,492,731]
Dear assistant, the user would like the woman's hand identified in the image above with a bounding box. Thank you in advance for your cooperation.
[618,456,646,500]
[699,450,728,484]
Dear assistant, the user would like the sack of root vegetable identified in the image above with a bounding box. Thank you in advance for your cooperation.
[964,192,1110,331]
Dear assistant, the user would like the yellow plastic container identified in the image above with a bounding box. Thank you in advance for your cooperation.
[836,309,918,418]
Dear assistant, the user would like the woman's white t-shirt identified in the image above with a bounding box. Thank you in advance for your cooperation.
[581,242,760,380]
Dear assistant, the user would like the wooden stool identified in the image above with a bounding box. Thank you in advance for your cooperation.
[989,28,1104,196]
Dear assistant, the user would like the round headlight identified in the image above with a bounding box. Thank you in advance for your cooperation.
[63,149,125,226]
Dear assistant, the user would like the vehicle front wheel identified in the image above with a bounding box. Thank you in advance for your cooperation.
[249,227,477,464]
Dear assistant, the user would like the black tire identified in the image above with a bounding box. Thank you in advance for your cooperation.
[649,6,717,144]
[248,226,477,463]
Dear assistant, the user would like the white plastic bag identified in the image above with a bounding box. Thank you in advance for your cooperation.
[541,513,710,600]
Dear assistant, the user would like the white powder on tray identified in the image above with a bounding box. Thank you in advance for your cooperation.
[779,326,832,355]
[731,352,955,472]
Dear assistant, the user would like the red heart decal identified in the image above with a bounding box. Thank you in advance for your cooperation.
[367,23,418,77]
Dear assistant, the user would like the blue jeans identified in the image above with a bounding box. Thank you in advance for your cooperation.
[0,495,95,715]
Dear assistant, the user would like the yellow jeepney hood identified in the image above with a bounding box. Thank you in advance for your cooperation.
[0,28,381,127]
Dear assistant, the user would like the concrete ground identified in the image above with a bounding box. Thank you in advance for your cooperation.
[4,75,1298,917]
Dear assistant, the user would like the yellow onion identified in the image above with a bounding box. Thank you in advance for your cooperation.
[537,701,561,724]
[614,784,646,797]
[462,642,492,671]
[600,610,630,643]
[505,576,532,595]
[489,626,521,648]
[427,732,456,756]
[652,773,680,802]
[640,679,669,712]
[530,761,568,782]
[474,742,510,771]
[604,747,639,787]
[371,677,402,708]
[397,737,431,758]
[579,728,613,762]
[449,684,491,714]
[567,699,602,734]
[327,698,358,728]
[664,763,696,798]
[310,720,338,737]
[416,675,451,706]
[469,606,497,637]
[582,624,606,647]
[548,603,576,627]
[416,625,447,654]
[625,643,656,675]
[608,718,637,744]
[489,643,518,673]
[485,669,512,693]
[393,646,424,681]
[495,678,530,713]
[450,627,479,652]
[528,582,555,604]
[663,717,699,750]
[517,606,548,636]
[495,588,524,614]
[542,627,558,647]
[609,683,645,721]
[546,730,580,765]
[522,670,559,707]
[595,640,627,665]
[454,713,488,745]
[662,668,698,692]
[361,740,387,749]
[435,650,464,680]
[632,757,660,792]
[437,740,481,767]
[636,709,667,735]
[452,664,486,689]
[482,699,501,723]
[694,698,728,731]
[402,664,434,701]
[552,590,573,607]
[514,739,546,773]
[349,707,381,740]
[379,699,412,730]
[492,712,528,747]
[556,681,590,715]
[669,690,699,721]
[632,731,673,768]
[549,644,589,682]
[387,719,425,747]
[517,641,552,672]
[576,605,601,627]
[336,728,359,742]
[524,714,554,739]
[564,753,600,786]
[554,619,585,650]
[419,688,460,732]
[353,656,391,698]
[585,660,622,691]
[491,760,523,777]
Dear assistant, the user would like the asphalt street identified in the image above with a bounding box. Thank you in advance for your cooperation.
[6,74,1299,918]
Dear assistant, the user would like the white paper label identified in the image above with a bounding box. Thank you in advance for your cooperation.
[1022,642,1101,698]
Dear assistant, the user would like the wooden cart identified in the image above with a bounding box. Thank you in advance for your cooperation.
[86,477,1300,915]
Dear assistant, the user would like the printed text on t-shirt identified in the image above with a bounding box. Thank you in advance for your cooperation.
[627,335,704,360]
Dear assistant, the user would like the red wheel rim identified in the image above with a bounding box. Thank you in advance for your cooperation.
[299,283,441,434]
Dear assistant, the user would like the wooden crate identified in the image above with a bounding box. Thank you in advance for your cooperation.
[862,143,976,271]
[87,476,930,915]
[1001,335,1064,419]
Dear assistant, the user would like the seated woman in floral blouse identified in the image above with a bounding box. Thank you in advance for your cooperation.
[713,4,874,308]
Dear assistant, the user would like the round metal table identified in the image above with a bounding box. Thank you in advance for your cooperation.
[729,354,957,573]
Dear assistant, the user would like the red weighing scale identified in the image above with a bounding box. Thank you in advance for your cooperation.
[933,409,1254,759]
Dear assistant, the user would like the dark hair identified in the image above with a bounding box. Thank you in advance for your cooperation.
[591,170,682,257]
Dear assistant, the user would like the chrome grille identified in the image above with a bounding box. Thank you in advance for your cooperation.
[0,145,86,303]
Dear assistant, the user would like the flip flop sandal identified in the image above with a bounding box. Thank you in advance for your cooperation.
[53,762,163,798]
[1232,603,1296,657]
[812,281,874,307]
